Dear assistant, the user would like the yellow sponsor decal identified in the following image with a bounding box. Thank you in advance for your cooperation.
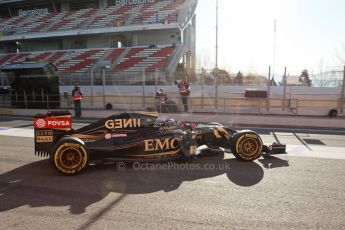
[36,130,53,136]
[36,136,53,143]
[64,143,80,148]
[213,129,222,139]
[190,146,197,155]
[213,127,231,140]
[245,134,257,139]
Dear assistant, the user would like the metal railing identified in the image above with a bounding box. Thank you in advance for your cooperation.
[58,71,167,86]
[2,91,343,117]
[1,65,344,87]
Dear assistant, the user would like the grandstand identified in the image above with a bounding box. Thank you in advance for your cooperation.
[0,0,197,84]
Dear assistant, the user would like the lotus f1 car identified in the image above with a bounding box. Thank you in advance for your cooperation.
[34,111,286,175]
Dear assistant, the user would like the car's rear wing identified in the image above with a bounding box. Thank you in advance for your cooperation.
[34,111,72,157]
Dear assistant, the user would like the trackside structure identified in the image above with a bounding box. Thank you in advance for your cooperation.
[0,0,197,83]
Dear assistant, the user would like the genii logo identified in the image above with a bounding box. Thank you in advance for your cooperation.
[105,118,141,129]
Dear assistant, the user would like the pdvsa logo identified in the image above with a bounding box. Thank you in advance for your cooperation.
[47,120,70,127]
[105,133,128,140]
[35,119,46,128]
[34,117,72,129]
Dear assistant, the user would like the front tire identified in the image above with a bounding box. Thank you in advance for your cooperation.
[51,138,89,175]
[231,131,263,161]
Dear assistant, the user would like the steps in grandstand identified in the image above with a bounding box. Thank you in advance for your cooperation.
[56,49,108,74]
[49,8,99,31]
[104,48,128,70]
[124,4,144,26]
[46,51,68,64]
[0,0,184,35]
[131,0,179,25]
[19,12,62,33]
[0,16,26,35]
[0,53,16,66]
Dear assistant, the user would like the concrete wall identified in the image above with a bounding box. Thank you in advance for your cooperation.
[135,29,180,46]
[87,35,110,48]
[21,40,60,52]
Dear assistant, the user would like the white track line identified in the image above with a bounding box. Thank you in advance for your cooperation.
[286,144,345,160]
[0,127,34,138]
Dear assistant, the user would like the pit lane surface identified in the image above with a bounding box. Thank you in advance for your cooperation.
[0,117,345,229]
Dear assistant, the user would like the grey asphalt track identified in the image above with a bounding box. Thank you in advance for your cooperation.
[0,117,345,229]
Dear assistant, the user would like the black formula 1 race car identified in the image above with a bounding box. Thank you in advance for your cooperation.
[34,111,286,175]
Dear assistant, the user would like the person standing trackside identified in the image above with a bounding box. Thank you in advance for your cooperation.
[155,88,168,113]
[72,83,82,117]
[177,77,190,112]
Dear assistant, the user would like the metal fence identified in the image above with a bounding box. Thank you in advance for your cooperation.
[1,66,344,116]
[2,90,344,117]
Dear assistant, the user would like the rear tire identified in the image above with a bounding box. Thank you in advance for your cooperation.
[51,138,89,175]
[231,131,263,161]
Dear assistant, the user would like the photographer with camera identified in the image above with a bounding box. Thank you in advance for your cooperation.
[155,88,168,113]
[176,77,190,112]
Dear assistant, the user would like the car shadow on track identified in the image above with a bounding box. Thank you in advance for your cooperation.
[0,154,288,214]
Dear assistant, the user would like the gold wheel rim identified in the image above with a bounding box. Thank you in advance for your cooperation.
[240,138,259,156]
[59,147,83,170]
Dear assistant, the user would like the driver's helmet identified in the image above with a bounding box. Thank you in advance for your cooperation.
[157,88,165,96]
[163,119,176,129]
